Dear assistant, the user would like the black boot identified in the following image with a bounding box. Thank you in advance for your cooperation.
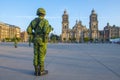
[40,70,48,76]
[39,65,48,76]
[34,66,38,76]
[15,45,17,48]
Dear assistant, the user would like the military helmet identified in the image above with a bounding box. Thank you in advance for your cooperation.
[37,8,46,16]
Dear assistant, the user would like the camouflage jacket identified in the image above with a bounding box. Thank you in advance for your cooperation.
[27,17,53,43]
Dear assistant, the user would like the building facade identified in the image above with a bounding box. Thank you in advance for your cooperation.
[104,23,120,41]
[70,20,89,43]
[89,9,99,41]
[20,31,28,42]
[61,10,70,42]
[61,10,89,42]
[61,9,120,43]
[0,22,21,42]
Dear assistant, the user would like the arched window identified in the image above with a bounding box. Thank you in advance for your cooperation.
[64,26,66,29]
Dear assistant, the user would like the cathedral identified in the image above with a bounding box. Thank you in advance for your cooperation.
[61,9,99,42]
[89,9,99,41]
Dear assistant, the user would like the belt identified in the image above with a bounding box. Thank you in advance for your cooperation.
[35,34,44,37]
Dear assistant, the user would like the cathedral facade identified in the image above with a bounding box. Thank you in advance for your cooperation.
[89,9,99,41]
[61,9,98,42]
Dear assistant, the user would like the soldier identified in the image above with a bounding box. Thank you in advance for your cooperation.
[14,35,18,48]
[27,8,53,76]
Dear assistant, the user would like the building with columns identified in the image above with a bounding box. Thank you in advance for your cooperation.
[89,9,99,41]
[104,23,120,41]
[61,9,120,43]
[70,20,89,43]
[61,10,70,42]
[61,10,89,42]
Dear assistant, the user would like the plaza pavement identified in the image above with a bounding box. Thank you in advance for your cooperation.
[0,42,120,80]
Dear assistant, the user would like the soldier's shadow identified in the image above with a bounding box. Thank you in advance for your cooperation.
[0,66,34,76]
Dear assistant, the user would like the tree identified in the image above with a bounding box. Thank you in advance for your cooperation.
[5,38,10,42]
[50,33,60,43]
[84,37,89,42]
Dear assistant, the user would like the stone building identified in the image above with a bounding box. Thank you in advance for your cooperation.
[104,23,120,41]
[89,9,99,41]
[99,30,104,42]
[61,10,89,42]
[61,10,70,42]
[61,9,96,42]
[0,22,20,41]
[69,20,88,43]
[20,31,28,42]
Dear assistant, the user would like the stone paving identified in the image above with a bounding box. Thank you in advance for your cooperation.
[0,42,120,80]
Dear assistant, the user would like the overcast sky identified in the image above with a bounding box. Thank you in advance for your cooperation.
[0,0,120,35]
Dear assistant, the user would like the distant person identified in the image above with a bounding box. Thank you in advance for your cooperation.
[27,8,53,76]
[14,35,18,48]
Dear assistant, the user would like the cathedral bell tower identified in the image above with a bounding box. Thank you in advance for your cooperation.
[89,9,99,42]
[61,10,69,42]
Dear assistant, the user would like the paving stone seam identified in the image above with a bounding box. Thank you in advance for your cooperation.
[88,53,120,78]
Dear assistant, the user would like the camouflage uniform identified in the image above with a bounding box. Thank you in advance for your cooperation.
[14,35,18,48]
[27,8,53,76]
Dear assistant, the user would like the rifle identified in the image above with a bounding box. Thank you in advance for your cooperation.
[28,33,35,47]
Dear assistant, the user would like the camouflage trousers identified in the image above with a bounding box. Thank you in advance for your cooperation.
[33,42,47,67]
[14,42,18,48]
